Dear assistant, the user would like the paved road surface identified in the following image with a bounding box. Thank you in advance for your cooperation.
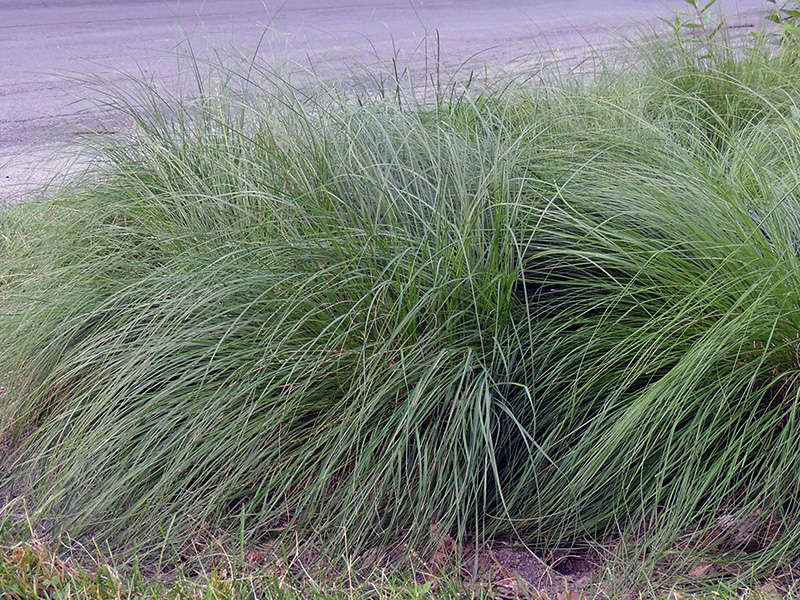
[0,0,770,202]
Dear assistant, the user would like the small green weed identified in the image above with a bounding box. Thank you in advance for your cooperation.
[663,0,724,44]
[766,0,800,43]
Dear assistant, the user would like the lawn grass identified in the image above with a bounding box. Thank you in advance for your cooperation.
[0,537,468,600]
[3,13,800,598]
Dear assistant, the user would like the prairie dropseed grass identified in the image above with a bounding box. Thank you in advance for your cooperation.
[2,19,800,594]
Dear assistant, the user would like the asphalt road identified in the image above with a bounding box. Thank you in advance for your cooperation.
[0,0,770,202]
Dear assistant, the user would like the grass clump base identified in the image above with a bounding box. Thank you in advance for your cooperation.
[3,25,800,596]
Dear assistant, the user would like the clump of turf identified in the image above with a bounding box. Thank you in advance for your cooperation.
[3,29,800,579]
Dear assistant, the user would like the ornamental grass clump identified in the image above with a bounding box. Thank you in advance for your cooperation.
[3,33,800,575]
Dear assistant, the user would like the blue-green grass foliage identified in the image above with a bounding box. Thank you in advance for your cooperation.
[2,33,800,575]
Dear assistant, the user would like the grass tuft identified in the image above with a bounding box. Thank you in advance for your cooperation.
[3,23,800,589]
